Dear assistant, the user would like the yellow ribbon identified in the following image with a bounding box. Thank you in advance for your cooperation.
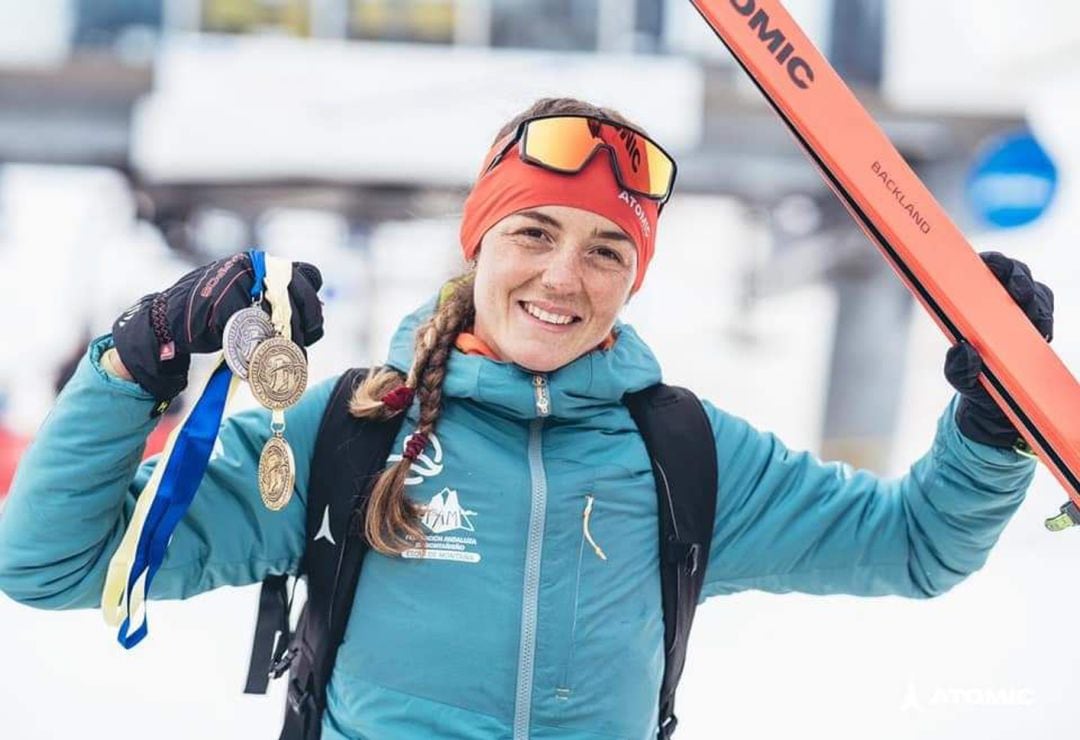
[101,359,242,631]
[264,255,294,430]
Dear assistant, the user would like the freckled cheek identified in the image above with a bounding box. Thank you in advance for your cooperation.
[586,276,631,323]
[494,264,535,306]
[471,279,498,332]
[476,274,519,331]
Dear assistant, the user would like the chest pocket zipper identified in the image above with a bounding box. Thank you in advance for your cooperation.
[556,494,608,700]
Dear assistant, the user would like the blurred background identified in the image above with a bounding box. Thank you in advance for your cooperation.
[0,1,1078,738]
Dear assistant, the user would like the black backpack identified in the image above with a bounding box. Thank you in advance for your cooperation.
[244,368,718,739]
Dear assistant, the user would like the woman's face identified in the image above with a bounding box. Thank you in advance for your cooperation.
[472,205,638,373]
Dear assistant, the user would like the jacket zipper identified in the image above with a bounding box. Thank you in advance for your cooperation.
[513,375,550,740]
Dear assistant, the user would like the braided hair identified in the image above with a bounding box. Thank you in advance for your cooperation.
[348,273,475,555]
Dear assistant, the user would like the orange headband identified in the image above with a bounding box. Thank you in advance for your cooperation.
[459,139,660,293]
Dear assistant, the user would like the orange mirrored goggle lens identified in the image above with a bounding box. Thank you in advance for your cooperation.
[521,116,675,201]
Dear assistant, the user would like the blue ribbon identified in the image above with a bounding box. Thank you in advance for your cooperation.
[117,249,267,648]
[248,249,266,301]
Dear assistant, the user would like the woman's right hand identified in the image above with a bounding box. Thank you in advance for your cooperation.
[111,252,324,403]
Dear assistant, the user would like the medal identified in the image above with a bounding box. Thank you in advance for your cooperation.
[223,306,275,379]
[258,432,296,511]
[248,254,308,511]
[248,335,308,410]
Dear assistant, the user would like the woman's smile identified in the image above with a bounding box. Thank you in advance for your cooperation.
[517,300,582,331]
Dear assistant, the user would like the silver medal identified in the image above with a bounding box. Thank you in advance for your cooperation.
[223,306,275,379]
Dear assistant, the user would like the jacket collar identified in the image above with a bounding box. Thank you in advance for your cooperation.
[385,297,662,422]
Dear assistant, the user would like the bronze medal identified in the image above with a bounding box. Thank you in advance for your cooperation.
[248,336,308,410]
[258,434,295,511]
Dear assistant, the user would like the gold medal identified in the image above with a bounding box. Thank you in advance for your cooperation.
[248,336,308,411]
[258,433,295,511]
[247,255,306,512]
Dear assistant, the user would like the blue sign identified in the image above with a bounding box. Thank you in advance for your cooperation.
[966,130,1058,229]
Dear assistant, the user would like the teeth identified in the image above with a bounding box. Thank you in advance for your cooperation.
[524,302,575,325]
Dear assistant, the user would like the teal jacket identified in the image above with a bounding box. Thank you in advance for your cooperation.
[0,299,1036,739]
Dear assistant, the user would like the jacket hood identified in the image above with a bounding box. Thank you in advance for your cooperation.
[385,296,662,421]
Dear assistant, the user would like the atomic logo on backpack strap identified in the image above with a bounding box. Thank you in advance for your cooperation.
[313,505,336,545]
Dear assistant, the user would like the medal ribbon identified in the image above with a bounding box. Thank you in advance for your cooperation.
[263,254,292,340]
[102,249,267,647]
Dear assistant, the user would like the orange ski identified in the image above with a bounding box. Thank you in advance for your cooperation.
[689,0,1080,524]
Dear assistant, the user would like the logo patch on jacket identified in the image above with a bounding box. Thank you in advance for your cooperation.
[403,487,481,564]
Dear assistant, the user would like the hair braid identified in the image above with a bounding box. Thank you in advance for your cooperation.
[350,273,475,555]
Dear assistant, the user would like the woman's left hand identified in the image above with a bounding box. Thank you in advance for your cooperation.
[943,251,1054,449]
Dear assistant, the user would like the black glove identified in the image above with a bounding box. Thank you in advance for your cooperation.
[112,252,324,404]
[944,251,1054,449]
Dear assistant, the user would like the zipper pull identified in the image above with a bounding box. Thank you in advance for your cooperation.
[533,374,551,417]
[583,495,607,561]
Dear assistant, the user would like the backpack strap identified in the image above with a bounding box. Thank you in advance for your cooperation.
[624,384,718,740]
[243,368,407,740]
[243,572,291,694]
[282,367,407,740]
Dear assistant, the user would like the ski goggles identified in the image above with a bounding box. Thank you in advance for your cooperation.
[483,114,678,208]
